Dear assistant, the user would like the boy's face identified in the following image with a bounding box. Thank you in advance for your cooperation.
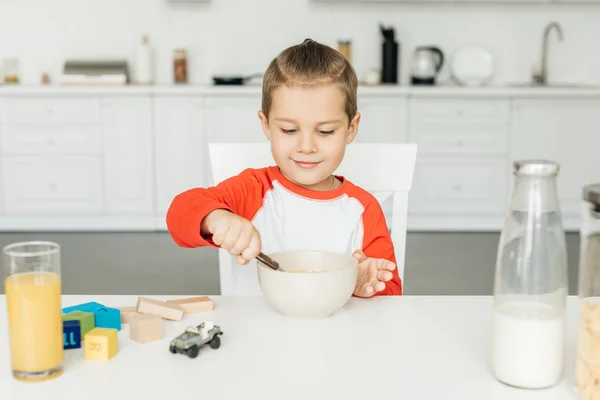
[258,84,360,191]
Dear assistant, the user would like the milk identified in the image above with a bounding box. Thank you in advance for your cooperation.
[491,301,565,389]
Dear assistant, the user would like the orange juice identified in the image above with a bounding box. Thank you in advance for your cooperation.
[5,272,64,381]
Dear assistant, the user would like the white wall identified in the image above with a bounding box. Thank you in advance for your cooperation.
[1,0,599,86]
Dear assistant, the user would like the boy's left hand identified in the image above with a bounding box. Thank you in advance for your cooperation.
[352,250,396,297]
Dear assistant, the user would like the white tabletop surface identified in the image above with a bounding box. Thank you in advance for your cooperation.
[0,295,583,400]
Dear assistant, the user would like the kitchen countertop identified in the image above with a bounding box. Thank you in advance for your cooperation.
[1,83,600,97]
[0,294,582,399]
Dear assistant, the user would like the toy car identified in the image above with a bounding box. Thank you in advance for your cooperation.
[169,321,223,358]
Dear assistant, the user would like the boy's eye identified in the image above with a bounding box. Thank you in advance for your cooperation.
[319,130,335,135]
[281,128,297,134]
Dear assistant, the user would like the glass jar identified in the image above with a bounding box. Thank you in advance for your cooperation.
[3,58,20,84]
[173,48,188,84]
[575,183,600,400]
[338,40,352,63]
[491,160,568,389]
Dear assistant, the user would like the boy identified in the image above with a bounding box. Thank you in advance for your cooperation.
[167,39,401,297]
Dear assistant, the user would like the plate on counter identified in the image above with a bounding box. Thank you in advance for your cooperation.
[450,44,495,87]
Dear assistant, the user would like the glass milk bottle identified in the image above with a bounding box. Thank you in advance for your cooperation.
[575,183,600,400]
[491,160,568,389]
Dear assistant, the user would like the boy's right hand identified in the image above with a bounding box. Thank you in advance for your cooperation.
[201,209,262,265]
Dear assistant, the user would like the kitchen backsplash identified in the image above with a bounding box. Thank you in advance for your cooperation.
[1,0,600,86]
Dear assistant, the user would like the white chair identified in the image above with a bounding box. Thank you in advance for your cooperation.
[208,142,418,295]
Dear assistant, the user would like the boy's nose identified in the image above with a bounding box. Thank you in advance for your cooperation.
[297,132,316,153]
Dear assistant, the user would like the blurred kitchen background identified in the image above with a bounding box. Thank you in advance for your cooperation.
[0,0,597,296]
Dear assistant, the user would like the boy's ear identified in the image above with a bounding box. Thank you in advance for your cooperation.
[258,110,272,140]
[346,112,360,144]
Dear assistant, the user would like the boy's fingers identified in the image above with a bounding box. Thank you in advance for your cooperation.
[377,270,393,282]
[352,249,367,263]
[236,255,248,265]
[242,234,261,261]
[374,281,386,292]
[377,260,396,271]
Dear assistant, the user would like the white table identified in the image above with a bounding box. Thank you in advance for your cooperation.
[0,295,583,400]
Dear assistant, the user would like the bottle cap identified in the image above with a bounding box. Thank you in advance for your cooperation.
[513,160,559,177]
[583,183,600,207]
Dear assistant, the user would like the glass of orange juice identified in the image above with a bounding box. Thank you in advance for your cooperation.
[3,241,63,382]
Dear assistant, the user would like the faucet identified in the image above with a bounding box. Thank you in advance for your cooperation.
[532,21,564,85]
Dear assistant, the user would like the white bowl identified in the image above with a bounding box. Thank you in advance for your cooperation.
[257,250,358,319]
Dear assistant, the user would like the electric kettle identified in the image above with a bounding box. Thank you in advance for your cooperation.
[410,46,444,85]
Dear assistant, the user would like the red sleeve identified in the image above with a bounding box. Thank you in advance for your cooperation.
[355,190,403,296]
[166,168,271,248]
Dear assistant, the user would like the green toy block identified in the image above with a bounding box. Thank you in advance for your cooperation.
[63,311,95,339]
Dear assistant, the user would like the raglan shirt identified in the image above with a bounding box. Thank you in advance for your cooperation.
[166,166,402,296]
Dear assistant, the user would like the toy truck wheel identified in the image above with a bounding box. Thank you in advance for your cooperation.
[169,345,177,354]
[209,336,221,349]
[187,345,199,358]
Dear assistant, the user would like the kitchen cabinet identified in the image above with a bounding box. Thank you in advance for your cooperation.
[0,86,598,232]
[355,96,408,142]
[154,96,205,219]
[102,97,154,214]
[0,94,156,230]
[407,96,511,230]
[510,98,600,227]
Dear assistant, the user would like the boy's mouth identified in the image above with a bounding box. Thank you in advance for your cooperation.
[293,160,321,169]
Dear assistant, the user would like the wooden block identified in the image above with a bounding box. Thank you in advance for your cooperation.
[117,306,139,323]
[167,296,214,314]
[84,328,118,361]
[130,314,163,344]
[63,311,95,338]
[94,306,121,331]
[63,320,81,349]
[136,296,184,321]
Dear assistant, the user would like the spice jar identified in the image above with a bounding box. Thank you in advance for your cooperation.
[491,160,568,389]
[575,183,600,400]
[3,58,20,84]
[173,49,188,84]
[338,40,352,63]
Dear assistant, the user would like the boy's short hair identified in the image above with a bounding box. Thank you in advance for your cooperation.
[261,38,358,125]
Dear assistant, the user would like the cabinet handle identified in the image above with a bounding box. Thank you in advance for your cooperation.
[46,108,54,115]
[452,184,462,192]
[453,139,464,147]
[47,138,55,145]
[49,183,57,191]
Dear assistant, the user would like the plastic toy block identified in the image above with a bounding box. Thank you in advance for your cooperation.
[167,296,214,314]
[62,301,105,314]
[63,320,81,349]
[130,314,163,344]
[84,328,118,361]
[63,311,95,338]
[118,306,142,324]
[136,296,184,321]
[94,306,121,331]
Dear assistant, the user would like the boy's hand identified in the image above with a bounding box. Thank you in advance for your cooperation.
[201,209,262,265]
[351,249,396,297]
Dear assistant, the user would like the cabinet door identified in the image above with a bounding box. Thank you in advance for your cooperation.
[102,97,154,214]
[2,155,103,214]
[154,97,205,215]
[203,96,264,143]
[511,99,600,217]
[356,96,407,143]
[203,95,265,185]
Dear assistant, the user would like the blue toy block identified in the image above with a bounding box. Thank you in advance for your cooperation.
[62,301,105,314]
[63,320,81,349]
[94,306,121,331]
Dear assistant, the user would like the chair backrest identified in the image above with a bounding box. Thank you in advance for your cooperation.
[208,142,418,295]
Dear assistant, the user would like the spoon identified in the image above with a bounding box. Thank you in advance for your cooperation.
[256,252,281,271]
